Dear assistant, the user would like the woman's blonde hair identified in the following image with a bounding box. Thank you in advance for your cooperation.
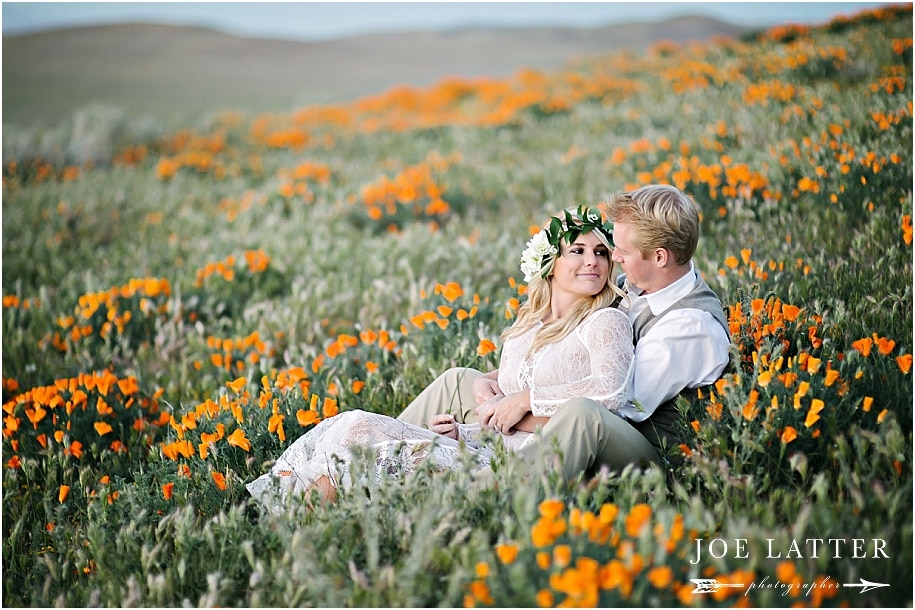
[502,209,627,354]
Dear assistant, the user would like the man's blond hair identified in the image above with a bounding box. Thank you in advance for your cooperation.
[605,185,700,265]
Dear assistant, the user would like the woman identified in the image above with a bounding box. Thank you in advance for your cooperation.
[247,206,634,510]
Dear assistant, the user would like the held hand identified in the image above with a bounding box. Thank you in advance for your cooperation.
[428,413,458,440]
[474,397,499,428]
[486,389,531,436]
[472,374,503,405]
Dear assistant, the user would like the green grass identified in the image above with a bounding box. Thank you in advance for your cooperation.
[2,5,912,607]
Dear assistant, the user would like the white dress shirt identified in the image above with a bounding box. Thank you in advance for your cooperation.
[615,263,730,422]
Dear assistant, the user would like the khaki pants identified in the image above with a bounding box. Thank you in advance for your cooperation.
[399,368,661,483]
[512,398,662,482]
[397,367,483,427]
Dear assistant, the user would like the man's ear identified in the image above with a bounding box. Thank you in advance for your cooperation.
[654,248,670,267]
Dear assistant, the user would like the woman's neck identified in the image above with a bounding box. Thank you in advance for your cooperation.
[544,293,580,323]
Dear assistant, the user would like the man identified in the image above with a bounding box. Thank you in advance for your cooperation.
[398,184,730,482]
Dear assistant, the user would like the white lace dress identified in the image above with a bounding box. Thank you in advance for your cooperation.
[246,307,633,510]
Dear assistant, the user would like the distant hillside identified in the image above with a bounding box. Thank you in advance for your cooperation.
[3,17,751,127]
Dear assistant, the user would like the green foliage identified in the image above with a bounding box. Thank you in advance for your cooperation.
[2,6,912,607]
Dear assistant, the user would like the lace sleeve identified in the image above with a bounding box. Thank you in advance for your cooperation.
[530,308,634,416]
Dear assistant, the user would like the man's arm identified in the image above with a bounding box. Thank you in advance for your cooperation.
[619,309,729,421]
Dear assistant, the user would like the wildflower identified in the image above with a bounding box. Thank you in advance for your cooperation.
[94,421,113,436]
[296,409,319,427]
[322,398,339,418]
[862,396,874,412]
[535,589,554,607]
[536,551,551,570]
[805,399,825,428]
[553,544,572,568]
[477,339,497,356]
[59,485,70,503]
[624,503,651,537]
[468,580,493,605]
[875,336,896,356]
[162,482,174,500]
[648,565,674,589]
[896,354,912,374]
[851,337,873,357]
[211,471,227,491]
[805,356,822,374]
[781,426,798,444]
[496,543,519,565]
[69,440,84,459]
[531,516,567,548]
[438,281,464,302]
[227,377,247,394]
[539,498,565,519]
[227,428,252,451]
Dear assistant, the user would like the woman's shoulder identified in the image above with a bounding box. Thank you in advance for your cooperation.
[576,306,632,337]
[585,306,630,326]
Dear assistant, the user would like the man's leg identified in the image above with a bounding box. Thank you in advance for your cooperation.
[397,367,482,427]
[514,398,661,482]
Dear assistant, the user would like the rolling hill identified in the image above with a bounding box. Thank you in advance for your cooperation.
[3,16,751,128]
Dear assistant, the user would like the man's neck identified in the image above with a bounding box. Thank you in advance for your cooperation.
[640,263,692,295]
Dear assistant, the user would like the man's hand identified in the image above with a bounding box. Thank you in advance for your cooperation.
[472,370,503,405]
[429,413,458,440]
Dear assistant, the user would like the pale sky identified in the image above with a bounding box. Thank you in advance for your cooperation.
[2,2,898,41]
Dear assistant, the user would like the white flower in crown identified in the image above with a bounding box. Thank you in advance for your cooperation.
[520,230,558,283]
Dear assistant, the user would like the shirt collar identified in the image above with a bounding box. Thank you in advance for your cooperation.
[627,262,698,315]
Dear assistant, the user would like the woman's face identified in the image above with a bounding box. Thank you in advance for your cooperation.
[549,231,611,300]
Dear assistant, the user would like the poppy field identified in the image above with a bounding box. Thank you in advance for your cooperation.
[2,5,912,607]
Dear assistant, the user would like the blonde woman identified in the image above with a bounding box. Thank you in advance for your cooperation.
[248,207,634,510]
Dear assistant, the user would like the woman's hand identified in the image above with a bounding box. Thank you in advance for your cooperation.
[429,413,458,440]
[473,370,503,405]
[477,390,531,435]
[474,397,498,429]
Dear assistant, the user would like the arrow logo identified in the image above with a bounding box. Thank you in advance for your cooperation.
[843,578,890,594]
[690,579,746,594]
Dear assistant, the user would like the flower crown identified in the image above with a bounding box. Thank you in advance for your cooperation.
[520,205,614,283]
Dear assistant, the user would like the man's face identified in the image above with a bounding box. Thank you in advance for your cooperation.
[610,221,659,293]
